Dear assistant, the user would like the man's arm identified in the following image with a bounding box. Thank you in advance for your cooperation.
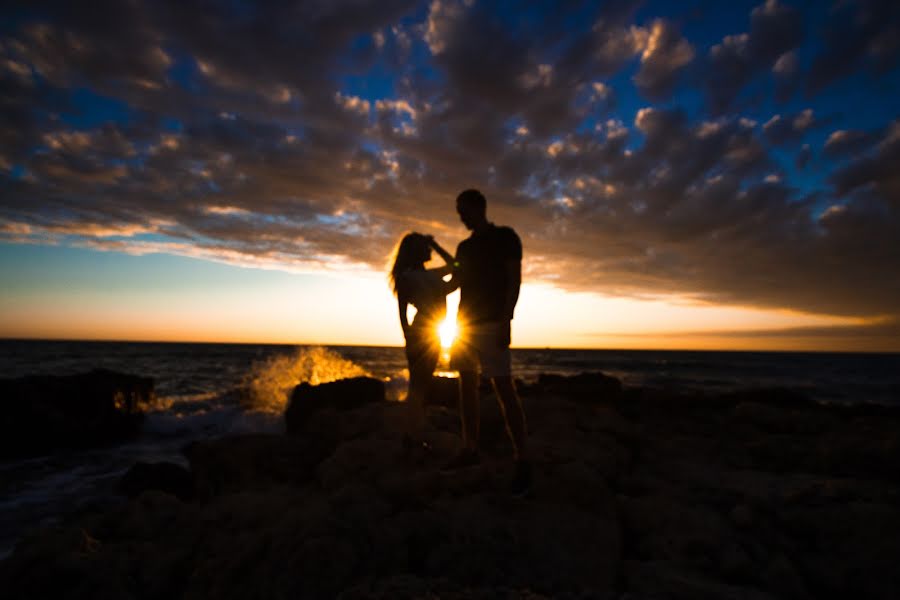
[501,257,521,321]
[501,228,522,321]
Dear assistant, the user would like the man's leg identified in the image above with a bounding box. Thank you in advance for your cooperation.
[458,369,480,451]
[492,376,527,461]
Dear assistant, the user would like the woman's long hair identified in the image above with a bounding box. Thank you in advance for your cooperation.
[388,233,428,296]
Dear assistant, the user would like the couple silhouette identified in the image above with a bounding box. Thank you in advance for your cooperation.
[389,189,530,495]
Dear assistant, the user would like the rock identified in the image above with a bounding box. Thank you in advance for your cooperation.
[299,400,408,457]
[620,493,743,574]
[185,433,327,498]
[338,575,553,599]
[732,401,793,434]
[730,504,755,529]
[776,501,900,599]
[118,461,193,501]
[722,388,814,410]
[762,552,810,600]
[815,428,900,480]
[0,369,153,458]
[285,376,385,434]
[5,374,900,599]
[624,560,777,599]
[732,401,840,436]
[316,438,401,492]
[424,494,621,596]
[426,375,459,407]
[536,372,622,402]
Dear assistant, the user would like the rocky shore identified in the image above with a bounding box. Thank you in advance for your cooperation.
[2,372,899,598]
[0,369,153,459]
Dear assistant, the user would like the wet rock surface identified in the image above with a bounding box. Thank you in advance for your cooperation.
[285,376,385,435]
[118,461,194,502]
[0,369,153,458]
[2,373,900,598]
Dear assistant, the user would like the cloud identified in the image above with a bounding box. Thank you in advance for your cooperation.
[424,0,469,55]
[762,109,820,145]
[0,0,898,339]
[705,0,803,113]
[807,0,900,93]
[830,121,900,200]
[335,92,371,115]
[823,129,879,158]
[633,19,694,99]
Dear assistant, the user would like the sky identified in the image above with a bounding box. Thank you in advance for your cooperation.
[0,0,899,351]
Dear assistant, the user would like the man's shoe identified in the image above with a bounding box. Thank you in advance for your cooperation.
[510,460,532,497]
[441,448,481,471]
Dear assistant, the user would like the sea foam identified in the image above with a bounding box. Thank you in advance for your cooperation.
[240,346,371,413]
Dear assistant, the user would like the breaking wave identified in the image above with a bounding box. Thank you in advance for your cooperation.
[240,346,371,413]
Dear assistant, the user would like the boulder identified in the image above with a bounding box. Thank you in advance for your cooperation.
[536,372,622,402]
[722,388,814,410]
[6,373,900,599]
[422,494,621,595]
[425,375,459,407]
[184,434,327,498]
[118,461,193,501]
[285,377,385,435]
[0,369,153,458]
[624,560,777,600]
[338,575,553,599]
[776,501,900,599]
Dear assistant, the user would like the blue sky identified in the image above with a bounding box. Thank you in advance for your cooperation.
[1,0,898,348]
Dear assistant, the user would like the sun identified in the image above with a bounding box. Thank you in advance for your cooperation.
[438,318,458,349]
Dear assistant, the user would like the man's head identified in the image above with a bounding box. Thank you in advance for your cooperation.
[456,189,488,231]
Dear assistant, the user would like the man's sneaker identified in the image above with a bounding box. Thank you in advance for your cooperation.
[441,448,481,471]
[510,460,532,497]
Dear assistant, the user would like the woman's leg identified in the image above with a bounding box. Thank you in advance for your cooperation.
[406,335,440,443]
[406,363,428,439]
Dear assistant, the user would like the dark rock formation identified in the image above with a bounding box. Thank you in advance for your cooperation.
[0,369,153,458]
[3,372,900,599]
[119,461,194,501]
[284,376,385,435]
[184,433,330,499]
[425,374,459,407]
[533,371,623,402]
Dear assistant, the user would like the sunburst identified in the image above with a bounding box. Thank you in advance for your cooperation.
[438,318,458,349]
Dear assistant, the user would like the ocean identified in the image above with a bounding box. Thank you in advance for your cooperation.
[1,339,898,558]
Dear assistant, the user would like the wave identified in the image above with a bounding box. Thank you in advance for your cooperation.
[239,346,372,413]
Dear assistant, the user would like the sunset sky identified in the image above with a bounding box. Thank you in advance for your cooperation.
[1,0,899,351]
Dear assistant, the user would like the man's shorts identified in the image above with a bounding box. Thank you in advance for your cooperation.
[449,321,512,378]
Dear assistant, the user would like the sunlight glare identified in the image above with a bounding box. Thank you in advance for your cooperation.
[438,318,457,349]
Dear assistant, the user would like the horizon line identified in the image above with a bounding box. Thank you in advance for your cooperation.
[1,336,897,355]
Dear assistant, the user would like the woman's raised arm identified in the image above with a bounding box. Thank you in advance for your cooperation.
[425,236,456,268]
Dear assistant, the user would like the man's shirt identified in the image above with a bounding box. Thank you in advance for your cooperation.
[455,223,522,324]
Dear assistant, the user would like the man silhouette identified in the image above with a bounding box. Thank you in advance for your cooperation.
[445,189,531,496]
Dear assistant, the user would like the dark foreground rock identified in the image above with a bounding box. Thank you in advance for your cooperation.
[0,369,153,458]
[118,461,194,502]
[3,373,900,599]
[285,376,385,434]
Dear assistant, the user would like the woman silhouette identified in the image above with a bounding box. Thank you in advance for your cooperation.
[389,232,457,456]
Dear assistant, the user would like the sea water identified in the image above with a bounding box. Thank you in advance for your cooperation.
[0,339,898,557]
